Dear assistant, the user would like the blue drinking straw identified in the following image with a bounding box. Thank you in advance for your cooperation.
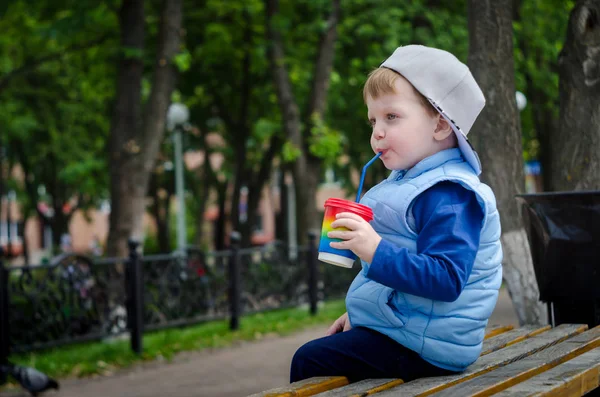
[356,152,383,202]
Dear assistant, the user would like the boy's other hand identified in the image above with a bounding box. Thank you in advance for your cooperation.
[326,312,351,336]
[328,212,382,263]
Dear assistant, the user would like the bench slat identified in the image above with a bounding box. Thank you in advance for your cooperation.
[248,376,349,397]
[493,347,600,397]
[481,325,551,356]
[372,323,587,397]
[312,325,549,397]
[428,325,600,396]
[308,379,404,397]
[484,324,515,339]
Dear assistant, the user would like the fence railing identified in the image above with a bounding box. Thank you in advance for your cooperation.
[0,232,359,358]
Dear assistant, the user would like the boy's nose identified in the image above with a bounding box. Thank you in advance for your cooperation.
[373,125,385,139]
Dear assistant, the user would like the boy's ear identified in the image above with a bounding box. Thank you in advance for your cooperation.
[433,116,454,141]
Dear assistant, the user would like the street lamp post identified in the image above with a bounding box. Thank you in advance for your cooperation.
[167,103,190,254]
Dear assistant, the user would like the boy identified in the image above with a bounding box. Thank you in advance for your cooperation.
[290,45,502,383]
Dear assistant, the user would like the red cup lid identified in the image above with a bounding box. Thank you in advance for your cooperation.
[324,198,373,221]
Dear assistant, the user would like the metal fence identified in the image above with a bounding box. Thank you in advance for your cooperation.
[4,253,128,353]
[0,232,359,357]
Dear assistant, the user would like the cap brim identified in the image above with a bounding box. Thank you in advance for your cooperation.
[454,128,482,175]
[427,98,482,175]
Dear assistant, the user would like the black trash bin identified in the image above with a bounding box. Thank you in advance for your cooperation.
[517,191,600,328]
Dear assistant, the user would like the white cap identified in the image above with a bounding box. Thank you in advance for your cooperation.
[381,45,485,175]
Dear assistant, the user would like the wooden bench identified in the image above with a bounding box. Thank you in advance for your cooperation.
[250,323,600,397]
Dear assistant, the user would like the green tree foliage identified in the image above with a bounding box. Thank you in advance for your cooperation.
[179,0,286,246]
[0,1,116,248]
[327,0,468,192]
[514,0,575,184]
[1,0,577,253]
[326,0,572,196]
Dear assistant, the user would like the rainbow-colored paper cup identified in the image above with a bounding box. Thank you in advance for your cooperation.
[318,198,374,268]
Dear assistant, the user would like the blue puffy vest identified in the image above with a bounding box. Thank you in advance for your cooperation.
[346,149,503,371]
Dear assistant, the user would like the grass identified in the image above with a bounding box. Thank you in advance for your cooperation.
[5,300,346,382]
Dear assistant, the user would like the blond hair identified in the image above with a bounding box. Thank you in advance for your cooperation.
[363,68,437,117]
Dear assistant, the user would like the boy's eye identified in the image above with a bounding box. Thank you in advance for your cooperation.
[386,114,398,120]
[367,119,376,127]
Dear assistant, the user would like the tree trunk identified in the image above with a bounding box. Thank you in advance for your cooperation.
[149,172,171,253]
[106,0,145,257]
[190,132,213,248]
[208,8,271,248]
[265,0,303,240]
[552,0,600,191]
[218,9,264,247]
[156,199,170,253]
[50,204,69,252]
[229,141,247,240]
[275,168,289,242]
[20,221,30,264]
[292,157,321,244]
[468,0,546,325]
[266,0,340,244]
[193,168,210,248]
[47,157,74,253]
[106,0,183,257]
[241,135,283,247]
[194,191,208,247]
[214,181,228,251]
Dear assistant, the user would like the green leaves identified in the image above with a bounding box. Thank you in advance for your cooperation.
[514,0,576,161]
[308,112,343,165]
[0,0,575,244]
[173,49,192,72]
[1,0,116,217]
[253,118,279,142]
[282,142,302,163]
[122,46,145,60]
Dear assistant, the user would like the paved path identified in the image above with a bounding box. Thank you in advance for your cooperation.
[2,288,518,397]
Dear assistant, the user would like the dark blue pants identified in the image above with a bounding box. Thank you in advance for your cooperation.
[290,327,456,383]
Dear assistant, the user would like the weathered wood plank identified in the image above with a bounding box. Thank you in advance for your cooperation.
[374,323,588,397]
[481,325,551,356]
[313,326,550,397]
[428,325,600,396]
[484,324,515,339]
[493,347,600,397]
[308,379,404,397]
[248,376,349,397]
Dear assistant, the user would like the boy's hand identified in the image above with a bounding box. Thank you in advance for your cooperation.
[328,212,382,263]
[326,312,351,336]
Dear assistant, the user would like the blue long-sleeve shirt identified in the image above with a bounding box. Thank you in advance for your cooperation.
[366,181,485,302]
